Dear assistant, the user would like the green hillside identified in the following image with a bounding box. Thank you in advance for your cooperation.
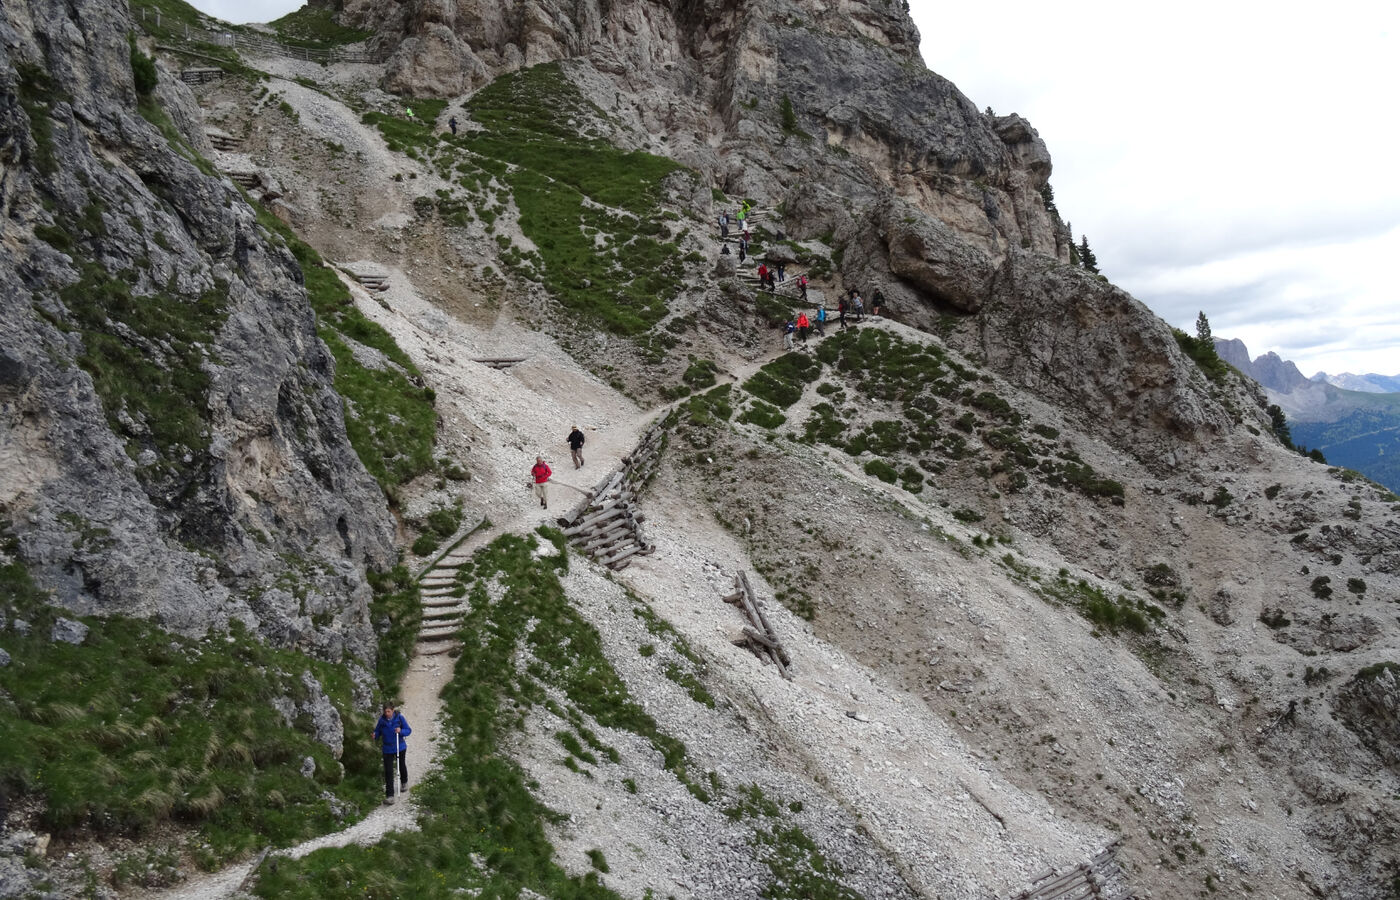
[1291,396,1400,492]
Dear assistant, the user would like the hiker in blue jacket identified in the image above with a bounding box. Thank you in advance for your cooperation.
[372,703,412,804]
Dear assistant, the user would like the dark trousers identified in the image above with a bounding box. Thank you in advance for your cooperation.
[383,750,407,796]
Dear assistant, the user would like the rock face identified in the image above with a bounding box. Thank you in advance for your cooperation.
[343,0,1066,262]
[0,0,394,661]
[1337,664,1400,773]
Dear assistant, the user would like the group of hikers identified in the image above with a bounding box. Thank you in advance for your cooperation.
[782,288,884,350]
[527,426,586,511]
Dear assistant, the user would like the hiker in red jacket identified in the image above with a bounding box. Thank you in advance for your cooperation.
[796,311,810,344]
[531,456,552,509]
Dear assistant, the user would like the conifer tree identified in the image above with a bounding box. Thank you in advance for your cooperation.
[1195,311,1213,344]
[1078,235,1098,273]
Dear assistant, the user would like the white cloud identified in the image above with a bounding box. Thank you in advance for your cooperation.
[909,0,1400,376]
[188,0,299,24]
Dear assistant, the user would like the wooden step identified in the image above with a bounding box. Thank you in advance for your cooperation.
[181,68,225,85]
[207,134,242,151]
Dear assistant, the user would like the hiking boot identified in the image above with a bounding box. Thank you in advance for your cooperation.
[401,779,409,792]
[384,795,395,806]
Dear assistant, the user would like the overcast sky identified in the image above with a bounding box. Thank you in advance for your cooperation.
[908,0,1400,376]
[191,0,1399,376]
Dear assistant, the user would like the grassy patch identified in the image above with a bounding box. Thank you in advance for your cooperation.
[411,499,464,557]
[367,63,688,336]
[1040,572,1159,635]
[253,531,701,898]
[270,6,373,48]
[0,546,380,858]
[367,565,422,697]
[742,353,823,409]
[863,459,897,483]
[719,784,862,899]
[739,401,787,430]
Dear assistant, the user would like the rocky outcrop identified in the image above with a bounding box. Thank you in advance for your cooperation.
[1337,663,1400,774]
[960,250,1236,466]
[879,198,997,313]
[0,0,394,661]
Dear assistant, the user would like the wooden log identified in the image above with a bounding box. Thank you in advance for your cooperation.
[581,531,634,557]
[562,503,631,535]
[579,527,635,554]
[601,543,644,566]
[578,512,636,535]
[568,517,634,542]
[573,513,636,538]
[740,571,784,650]
[734,573,785,675]
[741,626,780,649]
[722,590,744,604]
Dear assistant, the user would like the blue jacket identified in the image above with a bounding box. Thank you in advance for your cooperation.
[373,712,411,754]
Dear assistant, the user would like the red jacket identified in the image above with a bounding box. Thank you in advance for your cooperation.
[531,462,552,483]
[796,313,809,328]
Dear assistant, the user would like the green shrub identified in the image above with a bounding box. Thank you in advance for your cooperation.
[739,401,786,429]
[1173,329,1229,382]
[864,459,897,483]
[129,39,158,96]
[741,353,821,409]
[1264,483,1282,500]
[682,358,719,389]
[1346,577,1366,595]
[1311,576,1333,600]
[951,508,983,524]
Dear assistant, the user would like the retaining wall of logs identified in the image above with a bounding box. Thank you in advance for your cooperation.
[557,423,664,570]
[1007,839,1132,900]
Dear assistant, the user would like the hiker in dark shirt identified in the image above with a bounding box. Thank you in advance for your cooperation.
[567,426,586,469]
[448,116,458,135]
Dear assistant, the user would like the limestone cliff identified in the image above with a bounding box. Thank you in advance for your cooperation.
[0,0,395,662]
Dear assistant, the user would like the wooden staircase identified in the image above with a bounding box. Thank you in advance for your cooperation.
[411,533,483,658]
